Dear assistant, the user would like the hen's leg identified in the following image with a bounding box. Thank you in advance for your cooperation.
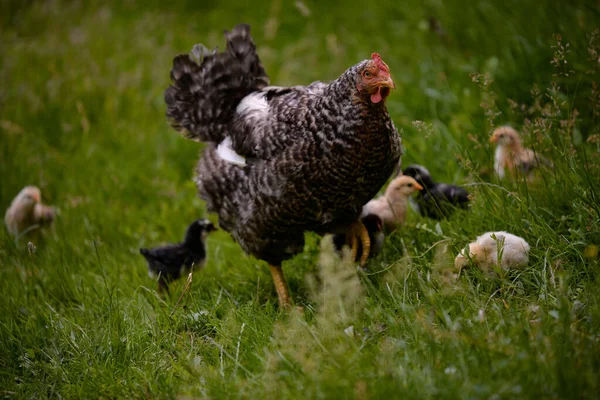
[269,264,291,308]
[348,220,371,266]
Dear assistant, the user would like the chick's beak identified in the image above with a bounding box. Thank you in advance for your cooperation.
[414,183,424,191]
[28,191,41,203]
[489,135,498,143]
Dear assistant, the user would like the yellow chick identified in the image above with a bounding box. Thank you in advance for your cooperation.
[490,126,552,180]
[360,175,423,231]
[4,186,56,237]
[455,231,530,273]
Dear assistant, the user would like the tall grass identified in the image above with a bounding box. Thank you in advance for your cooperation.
[1,0,599,398]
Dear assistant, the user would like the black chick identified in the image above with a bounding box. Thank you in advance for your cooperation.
[333,214,384,263]
[402,165,470,220]
[140,219,216,293]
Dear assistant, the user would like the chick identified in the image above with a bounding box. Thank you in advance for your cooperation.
[402,164,470,220]
[140,219,217,293]
[360,175,423,231]
[333,213,384,263]
[4,186,56,237]
[490,126,553,180]
[455,231,530,273]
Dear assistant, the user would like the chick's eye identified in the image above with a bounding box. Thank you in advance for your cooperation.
[407,183,413,187]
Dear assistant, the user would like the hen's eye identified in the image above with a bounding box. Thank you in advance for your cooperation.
[364,71,371,77]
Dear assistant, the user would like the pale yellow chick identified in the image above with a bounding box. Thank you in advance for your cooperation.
[455,231,530,273]
[5,186,56,237]
[360,175,423,231]
[490,126,552,180]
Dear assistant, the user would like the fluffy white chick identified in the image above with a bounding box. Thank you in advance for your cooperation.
[5,186,56,237]
[361,175,423,231]
[455,231,530,272]
[490,126,552,180]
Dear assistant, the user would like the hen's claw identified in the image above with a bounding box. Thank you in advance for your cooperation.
[348,220,371,266]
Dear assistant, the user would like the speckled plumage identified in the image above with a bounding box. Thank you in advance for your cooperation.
[165,24,402,265]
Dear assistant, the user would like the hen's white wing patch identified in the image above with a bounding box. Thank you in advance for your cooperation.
[236,92,270,123]
[217,137,247,166]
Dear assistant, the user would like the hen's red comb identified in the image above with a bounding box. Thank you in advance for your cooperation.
[371,53,389,73]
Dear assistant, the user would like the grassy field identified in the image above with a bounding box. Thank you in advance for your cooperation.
[1,0,600,398]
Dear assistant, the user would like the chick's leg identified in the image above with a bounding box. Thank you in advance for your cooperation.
[348,220,371,266]
[269,264,291,308]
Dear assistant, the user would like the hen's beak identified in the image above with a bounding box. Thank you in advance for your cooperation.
[489,135,498,143]
[378,76,396,90]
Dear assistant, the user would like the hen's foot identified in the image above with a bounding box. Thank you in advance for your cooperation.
[347,220,371,266]
[269,264,291,308]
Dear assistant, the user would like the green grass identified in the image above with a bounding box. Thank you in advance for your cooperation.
[1,0,600,398]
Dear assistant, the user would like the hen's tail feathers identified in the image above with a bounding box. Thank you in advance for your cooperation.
[164,24,269,143]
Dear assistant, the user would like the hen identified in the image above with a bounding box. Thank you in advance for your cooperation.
[165,24,402,306]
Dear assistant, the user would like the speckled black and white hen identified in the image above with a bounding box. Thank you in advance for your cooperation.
[140,219,216,293]
[402,165,470,220]
[165,24,402,307]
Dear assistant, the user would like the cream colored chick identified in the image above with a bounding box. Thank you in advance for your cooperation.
[490,126,552,179]
[360,175,423,231]
[4,186,56,237]
[455,231,530,272]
